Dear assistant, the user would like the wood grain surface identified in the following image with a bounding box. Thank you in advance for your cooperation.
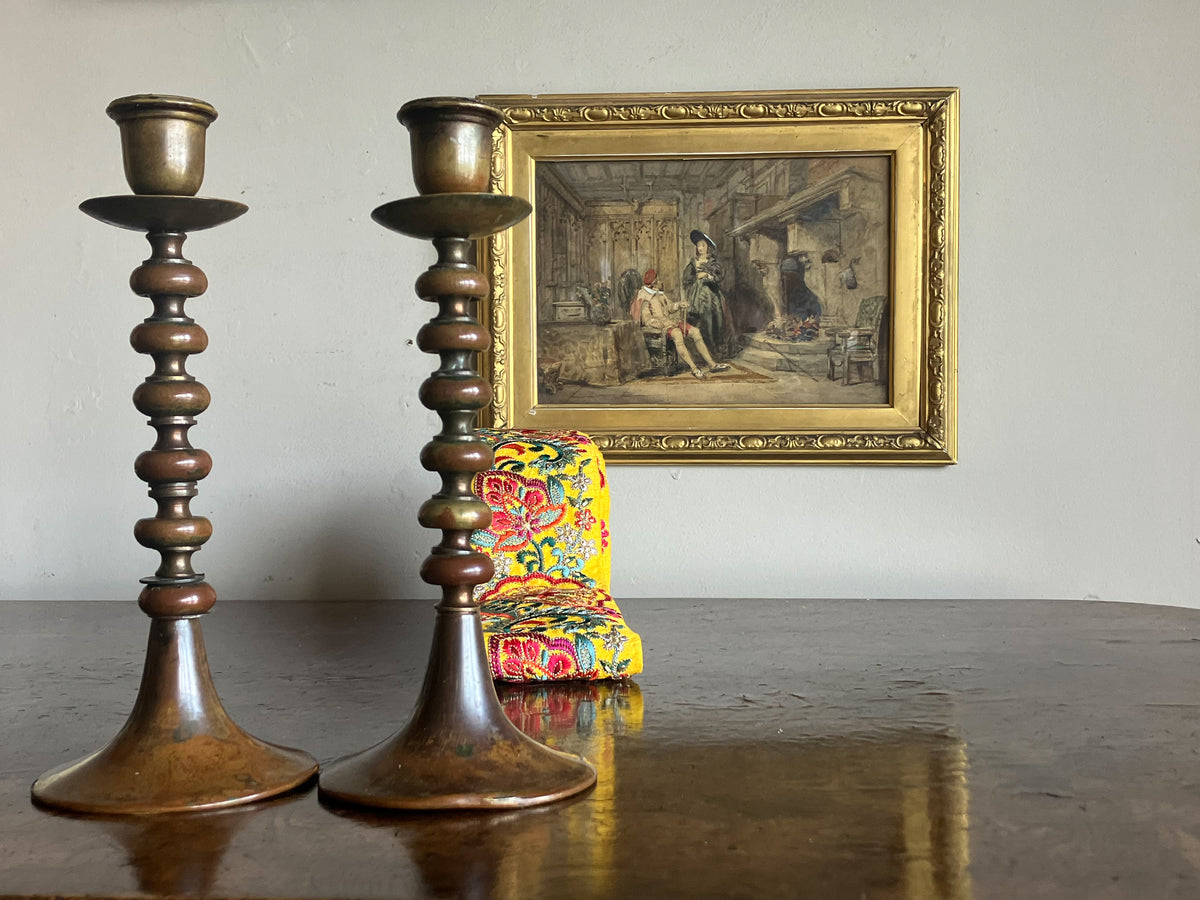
[1,599,1197,898]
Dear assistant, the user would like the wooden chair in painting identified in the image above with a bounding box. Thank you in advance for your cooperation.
[640,326,679,376]
[470,428,643,682]
[827,294,887,386]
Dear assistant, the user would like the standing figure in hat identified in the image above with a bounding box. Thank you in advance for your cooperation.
[631,268,729,379]
[682,229,735,360]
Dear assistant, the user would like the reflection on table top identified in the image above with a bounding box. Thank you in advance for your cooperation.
[1,598,1197,898]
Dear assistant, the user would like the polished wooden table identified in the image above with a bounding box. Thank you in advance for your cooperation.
[2,599,1197,898]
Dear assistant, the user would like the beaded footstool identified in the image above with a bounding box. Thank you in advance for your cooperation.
[471,429,643,682]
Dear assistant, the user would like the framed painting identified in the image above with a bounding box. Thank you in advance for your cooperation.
[478,89,957,464]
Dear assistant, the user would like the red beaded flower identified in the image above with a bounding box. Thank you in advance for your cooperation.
[476,472,567,550]
[494,635,579,680]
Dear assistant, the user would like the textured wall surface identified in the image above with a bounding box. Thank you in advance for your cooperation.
[2,1,1197,605]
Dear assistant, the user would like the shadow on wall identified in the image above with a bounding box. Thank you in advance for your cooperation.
[243,503,420,604]
[213,502,437,719]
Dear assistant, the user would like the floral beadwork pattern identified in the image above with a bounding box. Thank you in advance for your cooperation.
[471,430,641,682]
[472,429,610,599]
[480,578,643,681]
[477,471,567,552]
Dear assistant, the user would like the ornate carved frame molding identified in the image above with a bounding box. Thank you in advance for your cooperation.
[480,89,958,465]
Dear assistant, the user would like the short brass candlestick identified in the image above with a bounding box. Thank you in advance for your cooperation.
[32,95,317,814]
[318,98,596,809]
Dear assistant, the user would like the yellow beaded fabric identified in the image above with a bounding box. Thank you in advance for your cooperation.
[471,429,643,681]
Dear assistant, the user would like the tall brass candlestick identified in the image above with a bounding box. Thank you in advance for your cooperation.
[318,98,596,809]
[32,95,317,814]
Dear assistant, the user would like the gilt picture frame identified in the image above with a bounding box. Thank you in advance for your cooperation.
[479,89,957,464]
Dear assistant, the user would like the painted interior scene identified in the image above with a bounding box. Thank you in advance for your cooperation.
[533,155,891,407]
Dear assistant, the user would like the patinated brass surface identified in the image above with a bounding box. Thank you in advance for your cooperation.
[79,195,247,233]
[31,96,317,814]
[398,97,506,195]
[106,94,217,196]
[478,89,959,464]
[4,598,1199,897]
[372,194,531,241]
[31,619,316,814]
[317,97,595,810]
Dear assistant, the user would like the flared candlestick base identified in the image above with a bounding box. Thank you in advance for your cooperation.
[319,606,595,810]
[32,618,317,815]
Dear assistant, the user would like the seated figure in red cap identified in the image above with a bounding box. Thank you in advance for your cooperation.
[631,269,729,379]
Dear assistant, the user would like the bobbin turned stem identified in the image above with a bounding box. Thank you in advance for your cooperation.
[318,97,595,810]
[32,96,316,815]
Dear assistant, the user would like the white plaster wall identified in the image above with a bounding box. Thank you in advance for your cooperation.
[2,1,1197,606]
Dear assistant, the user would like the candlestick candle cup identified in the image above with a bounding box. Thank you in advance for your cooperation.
[106,94,217,196]
[399,96,500,195]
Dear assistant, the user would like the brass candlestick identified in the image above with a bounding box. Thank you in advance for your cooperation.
[318,97,596,809]
[32,95,317,814]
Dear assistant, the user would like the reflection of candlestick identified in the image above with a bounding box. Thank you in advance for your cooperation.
[318,97,595,810]
[31,95,317,814]
[328,804,559,900]
[96,801,271,894]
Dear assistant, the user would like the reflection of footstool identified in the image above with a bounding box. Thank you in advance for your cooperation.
[471,428,643,682]
[536,357,563,394]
